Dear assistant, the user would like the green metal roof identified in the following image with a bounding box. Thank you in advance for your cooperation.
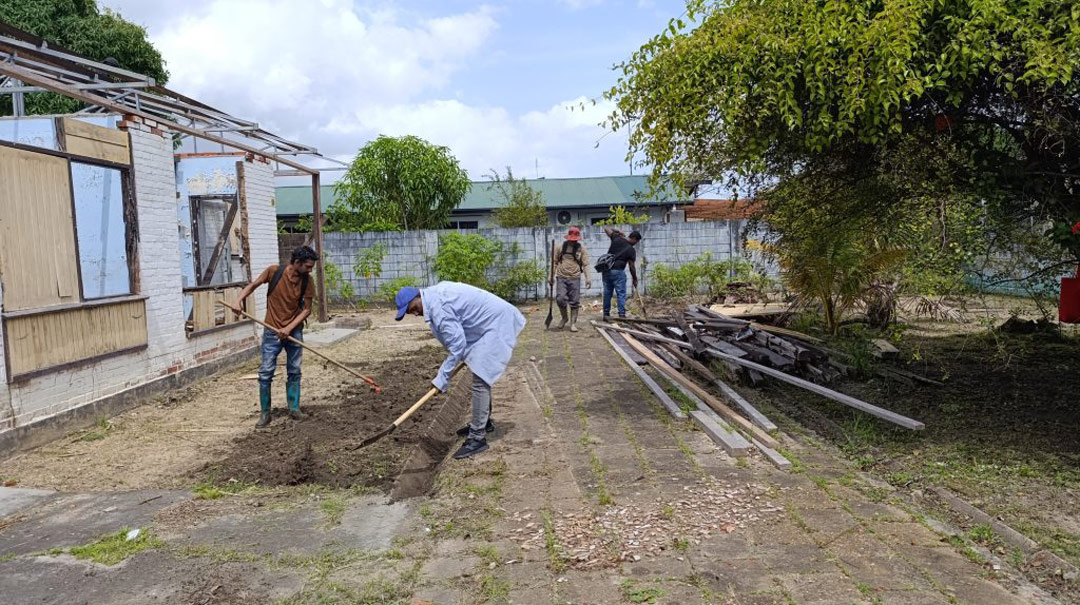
[275,175,686,217]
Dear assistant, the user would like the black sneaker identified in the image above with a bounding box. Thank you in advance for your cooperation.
[456,419,495,437]
[453,438,489,459]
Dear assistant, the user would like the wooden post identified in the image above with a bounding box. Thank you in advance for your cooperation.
[312,171,327,322]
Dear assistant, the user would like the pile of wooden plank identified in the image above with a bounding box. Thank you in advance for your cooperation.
[592,305,926,471]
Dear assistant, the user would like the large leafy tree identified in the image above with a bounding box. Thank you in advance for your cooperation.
[0,0,168,115]
[607,0,1080,246]
[333,135,471,231]
[489,167,549,228]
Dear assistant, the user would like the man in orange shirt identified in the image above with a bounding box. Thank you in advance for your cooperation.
[228,246,318,427]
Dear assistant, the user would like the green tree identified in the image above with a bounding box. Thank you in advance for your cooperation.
[606,0,1080,242]
[0,0,168,115]
[489,167,548,228]
[595,205,649,226]
[333,135,470,231]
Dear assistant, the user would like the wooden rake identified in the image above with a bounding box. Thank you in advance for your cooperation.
[218,301,381,393]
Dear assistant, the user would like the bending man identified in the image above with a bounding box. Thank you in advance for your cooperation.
[395,281,526,459]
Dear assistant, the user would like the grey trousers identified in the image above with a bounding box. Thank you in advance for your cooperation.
[555,276,581,309]
[469,374,492,441]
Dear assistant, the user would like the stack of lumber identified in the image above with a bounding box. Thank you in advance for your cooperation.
[592,305,926,471]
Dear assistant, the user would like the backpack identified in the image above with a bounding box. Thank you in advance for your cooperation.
[560,241,584,271]
[593,253,617,273]
[267,264,308,312]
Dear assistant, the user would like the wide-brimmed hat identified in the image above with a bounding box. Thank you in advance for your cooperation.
[565,226,582,241]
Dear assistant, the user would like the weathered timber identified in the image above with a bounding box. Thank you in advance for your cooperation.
[658,344,779,434]
[688,410,751,457]
[705,347,925,430]
[588,321,694,350]
[621,333,781,448]
[595,326,686,419]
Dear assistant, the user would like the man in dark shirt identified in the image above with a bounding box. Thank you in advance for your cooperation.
[227,245,318,427]
[601,227,641,319]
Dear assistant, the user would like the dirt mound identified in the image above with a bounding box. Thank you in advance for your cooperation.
[201,346,451,492]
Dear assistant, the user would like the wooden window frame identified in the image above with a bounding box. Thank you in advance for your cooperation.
[0,124,144,382]
[188,193,241,287]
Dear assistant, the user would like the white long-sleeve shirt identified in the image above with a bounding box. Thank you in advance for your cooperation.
[422,281,527,391]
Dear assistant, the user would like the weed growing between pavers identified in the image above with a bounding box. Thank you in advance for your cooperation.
[619,579,665,604]
[478,572,512,603]
[541,509,568,572]
[421,455,508,540]
[68,528,164,565]
[560,334,614,505]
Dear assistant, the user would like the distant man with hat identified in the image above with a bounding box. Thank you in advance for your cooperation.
[395,282,526,459]
[600,227,641,319]
[550,226,592,332]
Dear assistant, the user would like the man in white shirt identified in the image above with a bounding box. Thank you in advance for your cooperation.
[395,282,527,459]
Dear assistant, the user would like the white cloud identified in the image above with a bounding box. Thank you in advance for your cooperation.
[557,0,606,9]
[323,96,628,179]
[106,0,632,178]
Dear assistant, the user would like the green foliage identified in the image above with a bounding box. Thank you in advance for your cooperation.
[607,0,1080,220]
[354,243,387,280]
[651,253,766,299]
[0,0,169,116]
[595,205,649,226]
[432,233,542,302]
[294,214,314,234]
[377,277,419,304]
[69,528,164,566]
[489,167,548,228]
[323,259,355,304]
[1046,220,1080,264]
[333,135,470,231]
[608,0,1080,308]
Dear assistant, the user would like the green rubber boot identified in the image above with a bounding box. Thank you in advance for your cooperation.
[257,384,272,428]
[286,380,307,420]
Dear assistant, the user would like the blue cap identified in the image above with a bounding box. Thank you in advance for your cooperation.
[394,287,421,321]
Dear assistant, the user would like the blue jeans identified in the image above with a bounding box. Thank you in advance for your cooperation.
[258,326,303,388]
[602,270,628,317]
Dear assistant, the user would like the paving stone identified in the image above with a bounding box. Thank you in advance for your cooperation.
[870,522,948,549]
[845,500,913,523]
[775,571,868,604]
[796,506,862,542]
[830,533,931,592]
[873,588,951,604]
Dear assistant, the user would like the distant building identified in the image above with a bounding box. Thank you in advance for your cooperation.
[275,175,692,230]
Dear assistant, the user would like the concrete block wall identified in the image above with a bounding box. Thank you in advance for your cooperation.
[0,121,276,442]
[308,220,759,302]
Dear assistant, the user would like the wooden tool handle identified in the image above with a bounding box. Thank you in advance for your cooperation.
[217,301,381,392]
[389,362,466,427]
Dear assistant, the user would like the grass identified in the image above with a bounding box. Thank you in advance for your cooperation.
[479,573,512,603]
[541,509,567,572]
[619,579,665,604]
[192,478,256,500]
[319,495,347,527]
[0,553,15,562]
[672,536,690,552]
[75,417,114,442]
[69,528,164,565]
[474,544,501,566]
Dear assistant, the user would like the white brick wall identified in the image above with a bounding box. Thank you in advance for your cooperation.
[0,125,279,435]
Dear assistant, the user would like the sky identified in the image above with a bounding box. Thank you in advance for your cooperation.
[104,0,687,182]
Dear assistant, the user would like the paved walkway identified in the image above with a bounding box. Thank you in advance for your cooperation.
[0,309,1051,604]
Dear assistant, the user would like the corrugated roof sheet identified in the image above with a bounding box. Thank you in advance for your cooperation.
[275,175,687,216]
[685,199,761,220]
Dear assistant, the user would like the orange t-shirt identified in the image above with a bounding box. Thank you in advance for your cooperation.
[258,264,315,329]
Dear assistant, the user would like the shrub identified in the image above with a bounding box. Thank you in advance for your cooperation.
[651,253,770,299]
[377,277,420,304]
[432,233,542,302]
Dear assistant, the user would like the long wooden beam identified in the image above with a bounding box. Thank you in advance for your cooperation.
[594,326,686,420]
[706,348,925,430]
[621,333,781,449]
[588,321,693,350]
[658,343,779,434]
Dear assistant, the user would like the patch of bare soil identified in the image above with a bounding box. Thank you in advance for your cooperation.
[0,311,439,492]
[200,347,448,492]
